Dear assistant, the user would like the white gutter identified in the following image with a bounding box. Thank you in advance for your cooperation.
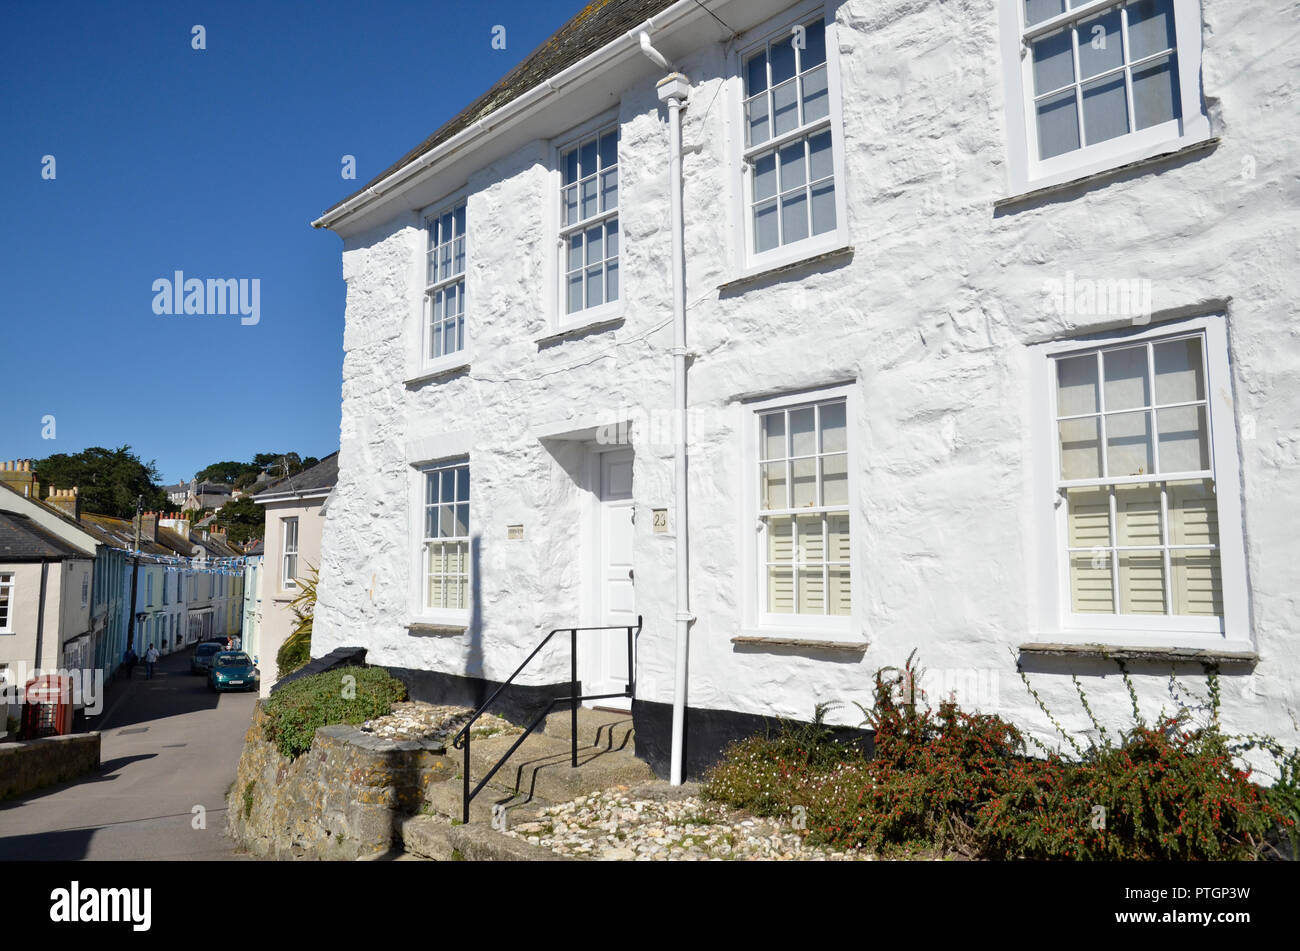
[250,489,333,505]
[645,32,693,785]
[312,0,709,232]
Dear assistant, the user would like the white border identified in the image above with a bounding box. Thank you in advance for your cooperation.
[0,572,12,634]
[408,452,472,627]
[1028,313,1250,650]
[727,0,851,281]
[737,379,862,643]
[997,0,1212,197]
[280,516,299,591]
[548,108,625,337]
[409,187,472,381]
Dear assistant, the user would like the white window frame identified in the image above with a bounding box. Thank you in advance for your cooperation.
[1029,314,1249,650]
[81,569,89,608]
[281,517,299,590]
[0,572,13,634]
[415,191,471,378]
[412,457,471,624]
[546,110,625,338]
[739,381,860,642]
[729,0,851,280]
[997,0,1211,196]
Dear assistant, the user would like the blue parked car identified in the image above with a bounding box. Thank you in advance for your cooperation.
[208,651,260,693]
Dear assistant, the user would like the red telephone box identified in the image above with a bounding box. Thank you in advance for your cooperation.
[19,675,73,739]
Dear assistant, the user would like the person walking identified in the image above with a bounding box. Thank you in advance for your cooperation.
[144,644,159,680]
[122,646,137,680]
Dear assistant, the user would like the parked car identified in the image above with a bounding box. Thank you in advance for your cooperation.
[208,652,259,693]
[190,642,225,675]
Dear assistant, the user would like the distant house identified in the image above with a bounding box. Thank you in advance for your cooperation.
[0,467,123,688]
[0,510,94,689]
[164,482,190,508]
[173,479,234,513]
[0,458,245,688]
[241,539,265,666]
[250,453,337,696]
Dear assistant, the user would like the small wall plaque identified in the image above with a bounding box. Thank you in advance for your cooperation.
[507,524,524,540]
[652,509,668,533]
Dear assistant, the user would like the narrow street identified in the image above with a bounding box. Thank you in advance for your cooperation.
[0,649,257,860]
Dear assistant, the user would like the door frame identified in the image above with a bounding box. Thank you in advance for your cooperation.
[581,443,635,709]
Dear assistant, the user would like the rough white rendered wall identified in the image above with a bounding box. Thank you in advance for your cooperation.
[315,0,1300,760]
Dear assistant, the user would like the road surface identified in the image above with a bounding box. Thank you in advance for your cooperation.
[0,648,257,860]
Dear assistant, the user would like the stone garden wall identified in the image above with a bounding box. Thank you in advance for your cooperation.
[226,704,453,860]
[0,732,100,800]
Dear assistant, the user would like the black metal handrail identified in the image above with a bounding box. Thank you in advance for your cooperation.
[451,616,642,824]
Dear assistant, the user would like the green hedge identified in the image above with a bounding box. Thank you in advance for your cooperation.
[261,666,408,759]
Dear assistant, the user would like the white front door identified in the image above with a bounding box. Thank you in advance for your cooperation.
[585,448,635,709]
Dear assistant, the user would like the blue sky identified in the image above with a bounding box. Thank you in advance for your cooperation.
[0,0,574,485]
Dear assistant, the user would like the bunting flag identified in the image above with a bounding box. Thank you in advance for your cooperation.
[101,545,251,574]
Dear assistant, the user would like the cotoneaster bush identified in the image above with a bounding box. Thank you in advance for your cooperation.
[702,653,1295,859]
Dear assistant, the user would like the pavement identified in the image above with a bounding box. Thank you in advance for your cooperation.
[0,648,258,860]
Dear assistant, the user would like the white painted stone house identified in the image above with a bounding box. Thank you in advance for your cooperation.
[312,0,1300,779]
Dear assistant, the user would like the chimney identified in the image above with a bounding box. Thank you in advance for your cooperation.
[0,460,39,498]
[140,511,158,543]
[46,486,81,520]
[159,511,191,535]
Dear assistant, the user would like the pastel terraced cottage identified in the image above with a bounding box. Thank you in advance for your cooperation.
[312,0,1300,779]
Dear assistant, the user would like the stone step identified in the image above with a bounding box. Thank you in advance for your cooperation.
[399,815,455,860]
[400,813,576,861]
[541,706,635,752]
[449,729,654,806]
[421,775,552,826]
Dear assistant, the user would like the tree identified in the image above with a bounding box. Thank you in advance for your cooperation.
[233,469,263,491]
[212,495,265,547]
[34,447,168,519]
[194,460,256,485]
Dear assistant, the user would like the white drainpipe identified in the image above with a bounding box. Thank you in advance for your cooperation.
[642,32,693,785]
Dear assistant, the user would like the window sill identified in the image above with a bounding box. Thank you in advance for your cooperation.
[996,135,1220,213]
[1018,640,1257,667]
[535,311,625,346]
[733,628,865,653]
[719,244,854,296]
[408,621,468,637]
[405,354,472,388]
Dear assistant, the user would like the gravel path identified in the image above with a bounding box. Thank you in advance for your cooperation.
[359,701,521,743]
[505,783,874,861]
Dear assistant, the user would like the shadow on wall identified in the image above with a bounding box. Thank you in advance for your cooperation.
[463,533,483,685]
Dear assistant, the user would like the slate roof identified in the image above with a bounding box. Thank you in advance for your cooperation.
[0,511,88,562]
[80,514,174,557]
[319,0,678,219]
[254,452,339,500]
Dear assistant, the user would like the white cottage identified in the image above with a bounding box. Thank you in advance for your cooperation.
[312,0,1300,780]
